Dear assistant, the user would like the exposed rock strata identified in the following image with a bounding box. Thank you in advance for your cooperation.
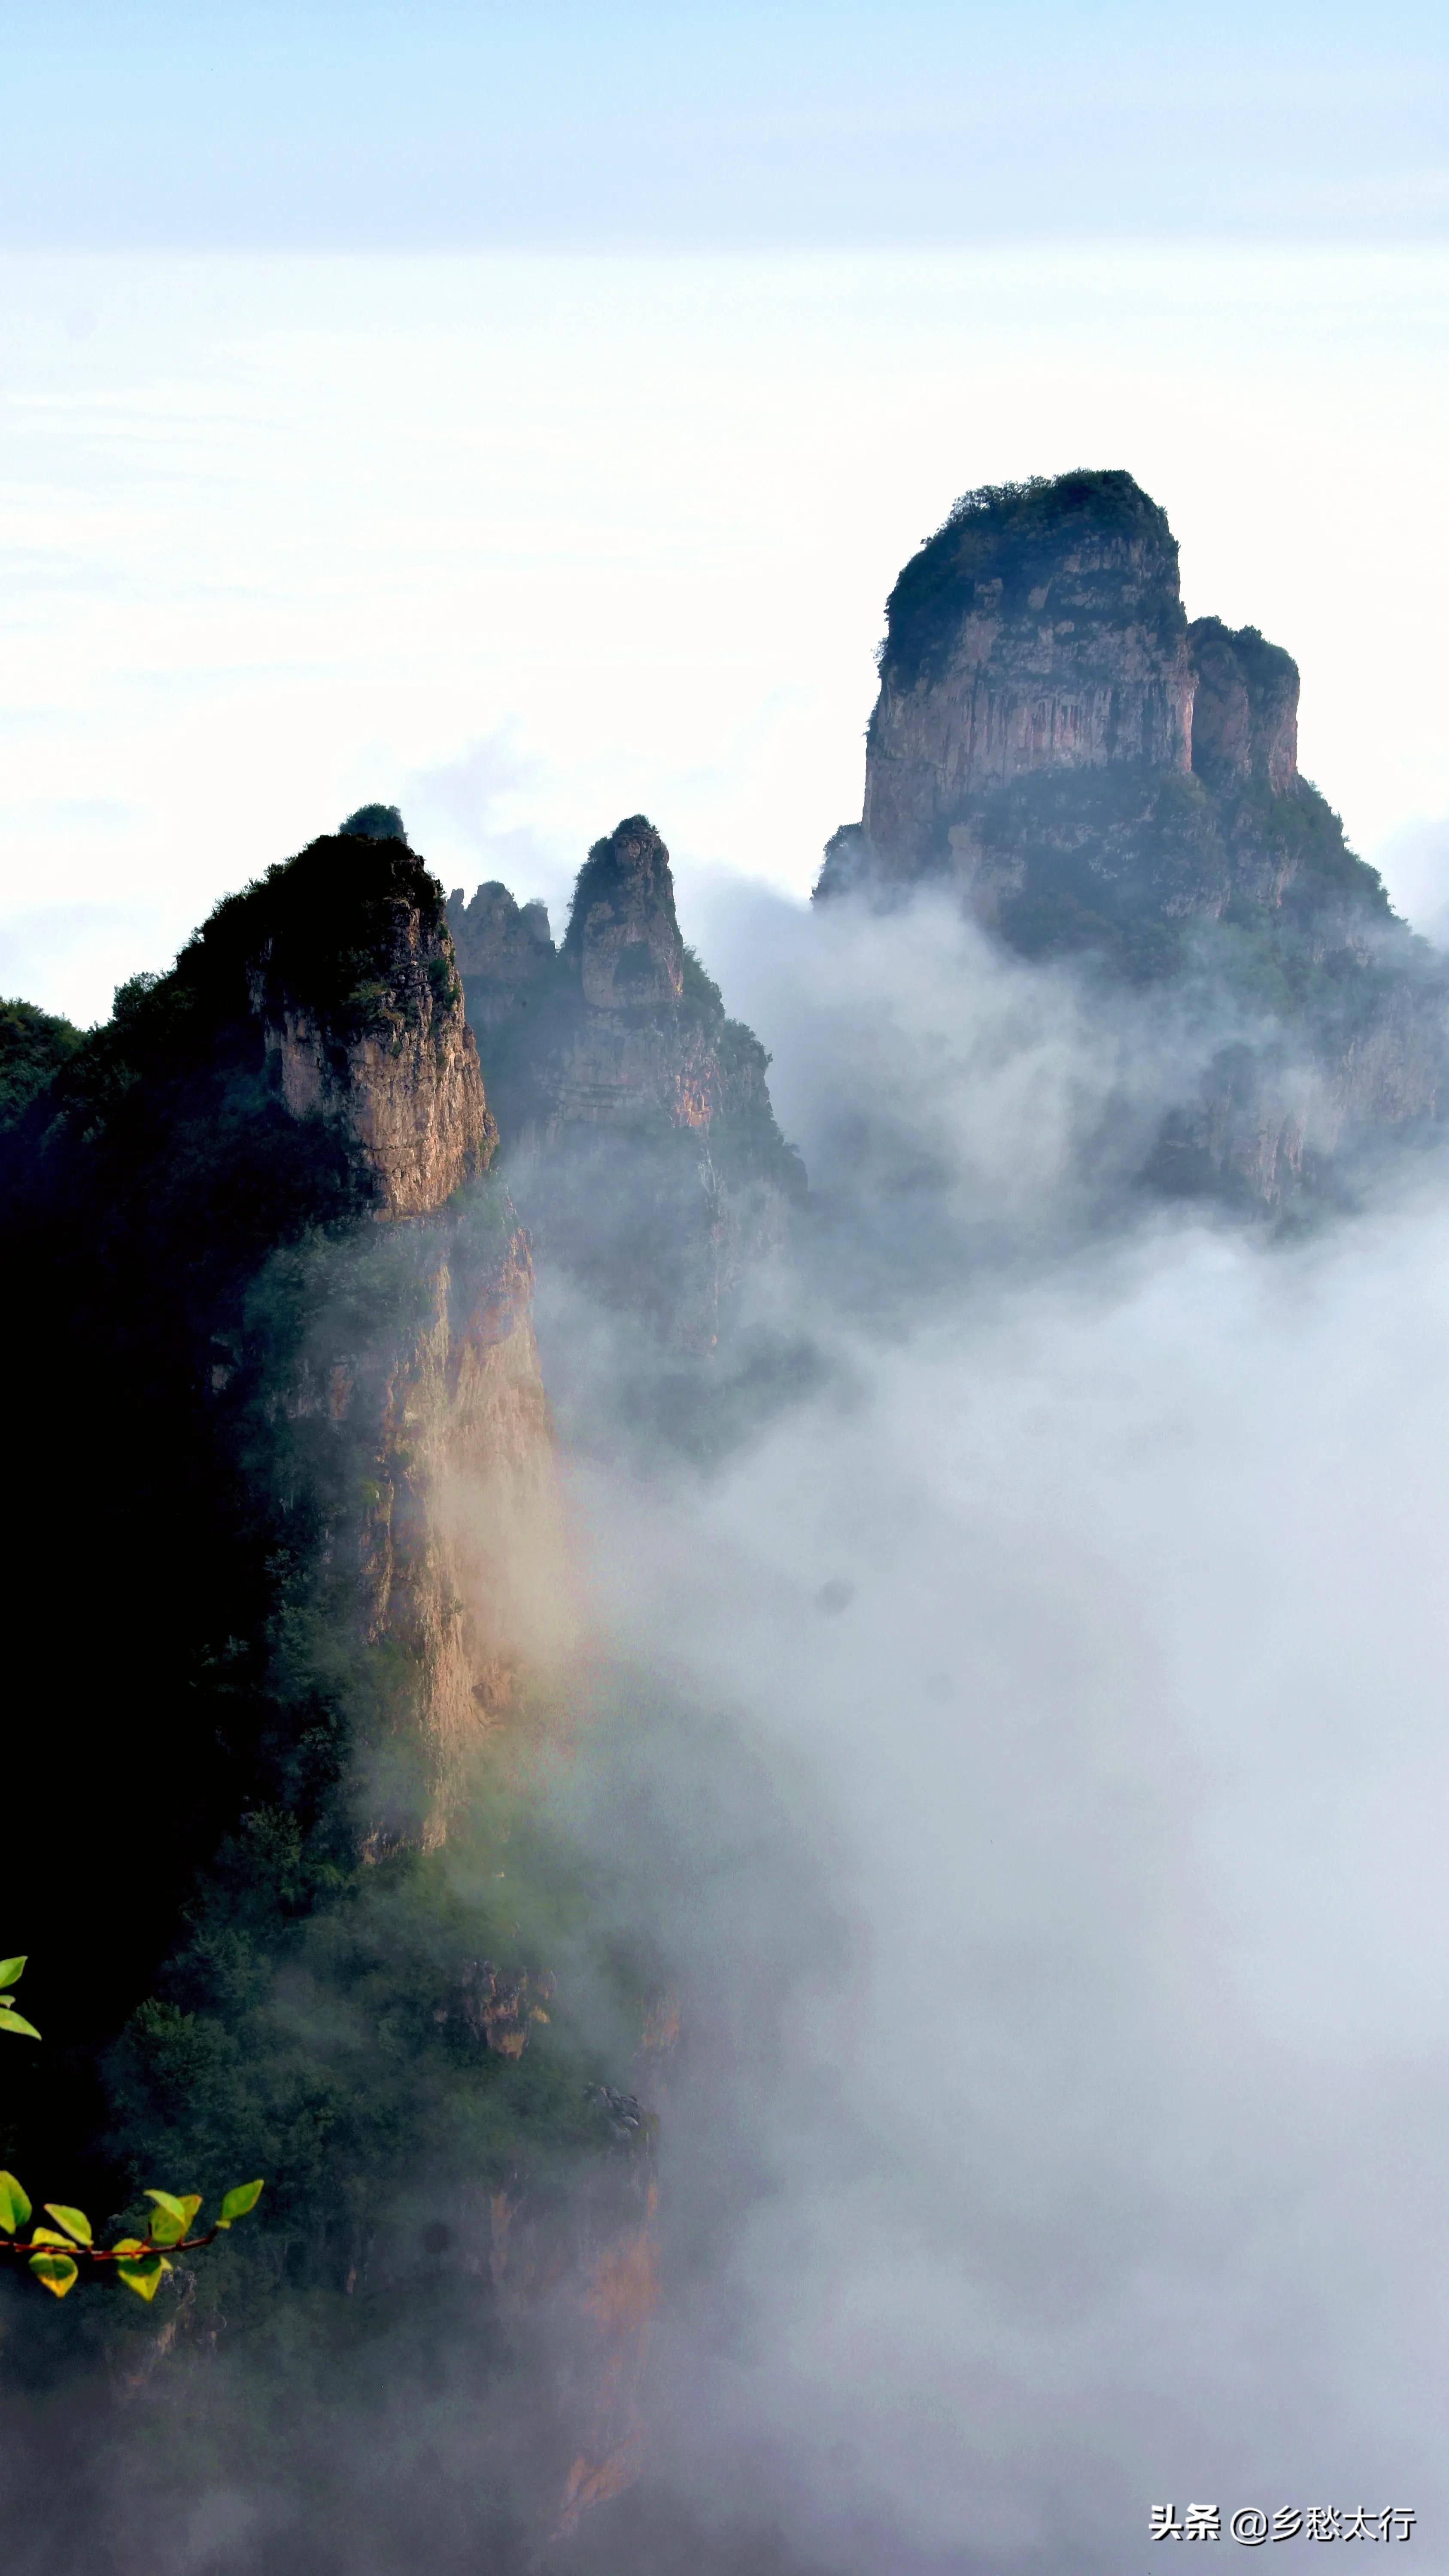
[233,835,558,1835]
[854,469,1194,882]
[1187,617,1298,797]
[17,829,558,1857]
[450,817,804,1347]
[252,839,496,1217]
[818,468,1449,1208]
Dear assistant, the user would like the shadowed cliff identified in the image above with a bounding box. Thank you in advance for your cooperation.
[0,825,568,2215]
[0,820,680,2562]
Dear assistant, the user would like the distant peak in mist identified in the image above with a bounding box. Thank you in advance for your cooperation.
[340,800,408,843]
[447,811,804,1357]
[815,464,1445,1217]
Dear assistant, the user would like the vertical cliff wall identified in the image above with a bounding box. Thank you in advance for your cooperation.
[854,469,1194,887]
[0,826,564,2022]
[0,820,666,2557]
[237,829,562,1838]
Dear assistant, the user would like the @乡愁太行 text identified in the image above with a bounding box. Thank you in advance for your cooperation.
[1151,2509,1417,2545]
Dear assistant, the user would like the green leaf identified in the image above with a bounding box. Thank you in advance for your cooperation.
[29,2251,78,2298]
[0,1956,27,1989]
[0,2008,41,2040]
[0,2173,32,2234]
[109,2236,147,2255]
[216,2179,264,2228]
[116,2254,170,2302]
[43,2203,93,2247]
[144,2189,201,2246]
[30,2225,74,2247]
[146,2193,188,2247]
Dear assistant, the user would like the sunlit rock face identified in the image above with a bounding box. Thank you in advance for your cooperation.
[253,832,496,1218]
[39,826,554,1855]
[0,820,650,2554]
[451,816,805,1351]
[234,833,558,1838]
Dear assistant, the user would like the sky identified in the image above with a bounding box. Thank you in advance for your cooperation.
[3,1,1448,250]
[2,4,1448,1024]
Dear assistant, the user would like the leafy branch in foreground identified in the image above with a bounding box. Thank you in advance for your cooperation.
[0,2174,264,2300]
[0,1953,40,2041]
[1,1947,265,2297]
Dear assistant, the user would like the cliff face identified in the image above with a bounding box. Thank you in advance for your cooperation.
[228,832,555,1834]
[240,827,497,1215]
[449,817,804,1349]
[449,879,555,1028]
[0,820,658,2552]
[818,469,1448,1207]
[2,827,558,2009]
[854,470,1194,884]
[1187,617,1298,797]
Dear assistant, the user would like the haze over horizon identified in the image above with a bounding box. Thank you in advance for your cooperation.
[1,2,1447,1022]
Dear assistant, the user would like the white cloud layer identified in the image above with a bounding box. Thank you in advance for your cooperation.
[1,247,1447,1026]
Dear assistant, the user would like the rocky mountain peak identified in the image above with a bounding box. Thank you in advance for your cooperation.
[447,881,556,1030]
[850,469,1195,884]
[815,466,1438,1215]
[816,467,1373,938]
[242,831,495,1217]
[448,814,803,1349]
[560,814,685,1011]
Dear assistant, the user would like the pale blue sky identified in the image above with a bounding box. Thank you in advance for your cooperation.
[3,1,1446,248]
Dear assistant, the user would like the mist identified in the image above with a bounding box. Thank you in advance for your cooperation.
[542,885,1449,2571]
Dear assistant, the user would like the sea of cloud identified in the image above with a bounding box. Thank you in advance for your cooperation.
[550,886,1449,2573]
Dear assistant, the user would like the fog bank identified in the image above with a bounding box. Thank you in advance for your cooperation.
[556,888,1449,2572]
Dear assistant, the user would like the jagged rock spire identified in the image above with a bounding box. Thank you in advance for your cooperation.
[561,815,685,1011]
